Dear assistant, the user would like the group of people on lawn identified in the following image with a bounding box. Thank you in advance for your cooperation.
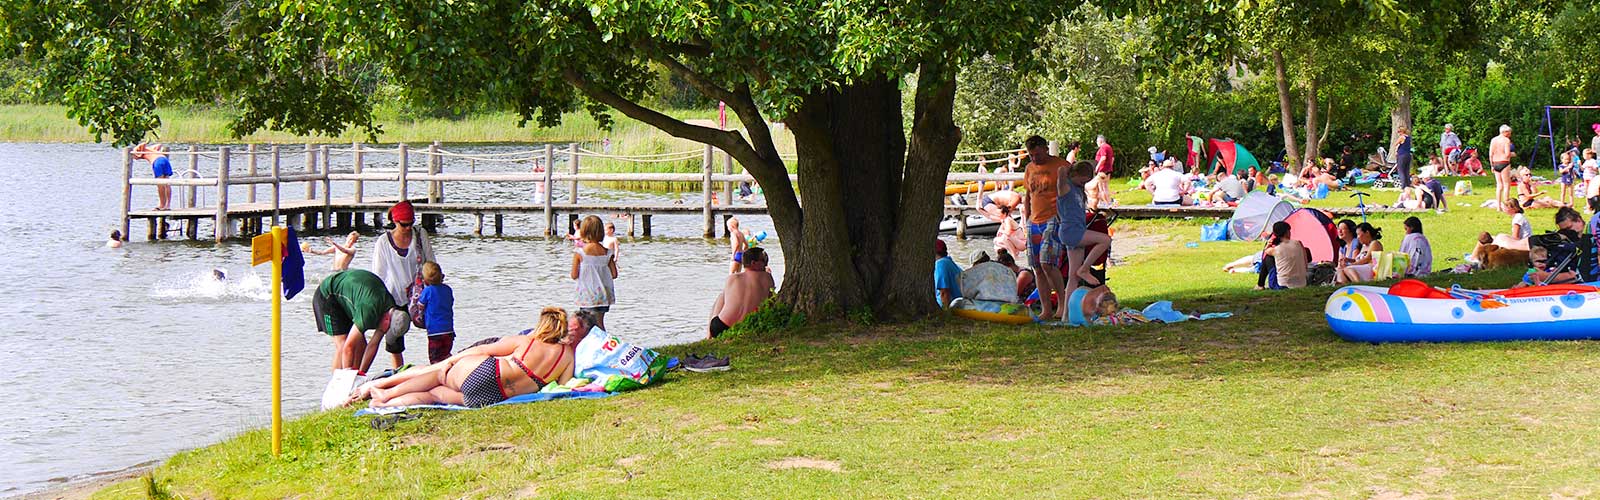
[301,200,774,408]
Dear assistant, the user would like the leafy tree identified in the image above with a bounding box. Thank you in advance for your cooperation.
[0,0,1101,320]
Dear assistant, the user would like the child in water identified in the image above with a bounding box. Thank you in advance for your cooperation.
[106,230,123,248]
[727,216,748,273]
[417,261,456,364]
[603,221,621,267]
[301,231,360,271]
[572,215,618,330]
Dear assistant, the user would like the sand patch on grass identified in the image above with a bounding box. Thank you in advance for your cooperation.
[767,457,842,472]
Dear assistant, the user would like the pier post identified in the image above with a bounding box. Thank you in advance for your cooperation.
[568,142,580,205]
[543,144,555,236]
[474,213,484,237]
[186,145,199,210]
[246,144,258,203]
[119,147,132,241]
[428,141,442,203]
[215,147,231,242]
[398,143,410,204]
[304,143,316,201]
[1048,140,1059,157]
[628,213,636,237]
[642,214,653,237]
[494,214,504,236]
[321,145,332,230]
[956,212,968,240]
[702,145,714,237]
[271,145,282,226]
[723,151,734,206]
[352,141,364,203]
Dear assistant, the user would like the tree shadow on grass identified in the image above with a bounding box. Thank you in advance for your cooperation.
[682,267,1562,390]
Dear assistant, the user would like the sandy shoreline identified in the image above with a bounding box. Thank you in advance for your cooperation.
[12,463,154,500]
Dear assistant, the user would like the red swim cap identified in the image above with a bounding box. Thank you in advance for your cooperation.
[389,201,416,224]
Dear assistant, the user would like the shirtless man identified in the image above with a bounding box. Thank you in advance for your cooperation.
[709,247,776,338]
[978,190,1023,221]
[726,217,749,273]
[302,231,360,271]
[1490,125,1516,208]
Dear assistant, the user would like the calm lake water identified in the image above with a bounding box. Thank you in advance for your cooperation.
[0,142,997,496]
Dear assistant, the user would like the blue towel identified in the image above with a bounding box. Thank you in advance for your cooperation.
[354,391,611,416]
[282,227,306,300]
[1141,301,1188,323]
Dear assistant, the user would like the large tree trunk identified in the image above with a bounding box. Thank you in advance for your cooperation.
[773,72,950,320]
[1390,87,1412,159]
[1303,76,1321,161]
[1273,50,1301,170]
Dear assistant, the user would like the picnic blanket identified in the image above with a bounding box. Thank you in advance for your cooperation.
[355,391,613,416]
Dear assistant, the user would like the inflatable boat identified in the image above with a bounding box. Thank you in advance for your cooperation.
[945,181,1001,195]
[1325,279,1600,343]
[938,214,1010,236]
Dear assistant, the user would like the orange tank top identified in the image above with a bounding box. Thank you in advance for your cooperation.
[1025,158,1066,223]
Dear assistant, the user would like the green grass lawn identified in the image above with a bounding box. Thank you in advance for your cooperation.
[93,176,1600,499]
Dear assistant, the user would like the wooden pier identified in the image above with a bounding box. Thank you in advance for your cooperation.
[118,142,1421,242]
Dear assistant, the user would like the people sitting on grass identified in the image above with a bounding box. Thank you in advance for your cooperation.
[711,247,776,337]
[1491,199,1533,251]
[1459,147,1485,176]
[1206,172,1247,205]
[1396,177,1428,210]
[1399,216,1432,277]
[995,249,1035,301]
[1257,221,1310,290]
[1542,207,1600,284]
[1421,172,1447,213]
[351,307,575,408]
[1337,223,1384,284]
[1515,168,1565,209]
[933,239,963,309]
[1142,159,1186,205]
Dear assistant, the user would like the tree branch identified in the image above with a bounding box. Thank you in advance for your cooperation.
[562,67,751,156]
[647,52,783,173]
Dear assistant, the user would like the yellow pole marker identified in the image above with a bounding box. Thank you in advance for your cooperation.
[250,227,285,456]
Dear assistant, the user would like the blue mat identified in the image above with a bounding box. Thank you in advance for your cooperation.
[355,391,612,416]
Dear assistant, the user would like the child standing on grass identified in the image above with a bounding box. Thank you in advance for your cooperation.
[572,215,618,330]
[417,261,455,364]
[1559,151,1576,207]
[1585,150,1600,207]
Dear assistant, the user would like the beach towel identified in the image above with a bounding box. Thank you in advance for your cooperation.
[1141,301,1233,323]
[354,391,612,416]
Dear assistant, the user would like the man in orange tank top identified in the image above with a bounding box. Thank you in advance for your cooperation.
[1021,135,1069,319]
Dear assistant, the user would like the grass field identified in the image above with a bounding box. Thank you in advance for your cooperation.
[88,176,1600,499]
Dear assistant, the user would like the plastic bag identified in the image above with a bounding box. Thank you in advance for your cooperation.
[1200,221,1230,242]
[574,328,667,392]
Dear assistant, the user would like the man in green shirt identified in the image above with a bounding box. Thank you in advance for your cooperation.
[311,269,411,373]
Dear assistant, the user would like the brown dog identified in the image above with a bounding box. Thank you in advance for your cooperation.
[1473,232,1530,270]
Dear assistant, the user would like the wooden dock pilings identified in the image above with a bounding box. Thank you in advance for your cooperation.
[135,141,1383,242]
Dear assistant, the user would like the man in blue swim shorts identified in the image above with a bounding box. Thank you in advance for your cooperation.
[134,142,173,210]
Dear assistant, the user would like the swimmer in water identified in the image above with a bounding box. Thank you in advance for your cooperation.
[301,231,361,271]
[106,230,123,249]
[212,269,228,282]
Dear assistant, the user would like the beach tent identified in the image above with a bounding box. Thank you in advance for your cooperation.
[1283,208,1339,263]
[1204,139,1262,175]
[1228,192,1296,241]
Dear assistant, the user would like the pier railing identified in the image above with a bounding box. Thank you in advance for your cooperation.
[122,141,1034,242]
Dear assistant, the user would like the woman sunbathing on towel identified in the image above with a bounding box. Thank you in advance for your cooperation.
[351,307,576,408]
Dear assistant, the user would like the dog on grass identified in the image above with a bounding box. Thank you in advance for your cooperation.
[1473,232,1530,270]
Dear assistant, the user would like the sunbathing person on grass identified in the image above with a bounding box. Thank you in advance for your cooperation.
[350,307,576,408]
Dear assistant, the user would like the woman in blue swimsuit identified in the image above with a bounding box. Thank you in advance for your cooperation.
[352,307,575,408]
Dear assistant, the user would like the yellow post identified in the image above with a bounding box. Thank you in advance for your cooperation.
[252,227,286,457]
[270,227,283,456]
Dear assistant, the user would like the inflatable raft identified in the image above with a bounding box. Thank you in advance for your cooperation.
[945,181,1001,195]
[952,306,1034,324]
[1325,279,1600,343]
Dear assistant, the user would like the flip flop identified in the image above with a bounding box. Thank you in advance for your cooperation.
[369,412,419,431]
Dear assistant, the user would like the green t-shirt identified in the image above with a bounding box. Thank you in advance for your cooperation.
[318,269,393,331]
